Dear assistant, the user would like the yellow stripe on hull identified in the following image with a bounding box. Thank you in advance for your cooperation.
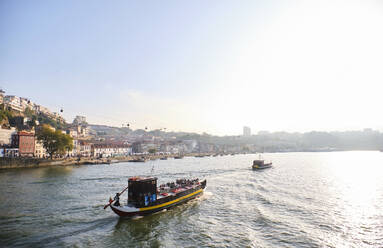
[139,188,203,211]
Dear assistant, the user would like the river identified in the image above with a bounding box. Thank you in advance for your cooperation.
[1,151,382,247]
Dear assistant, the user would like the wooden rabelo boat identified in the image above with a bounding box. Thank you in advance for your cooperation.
[105,177,207,217]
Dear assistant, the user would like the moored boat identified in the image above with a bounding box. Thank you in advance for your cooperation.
[105,176,207,217]
[129,157,147,162]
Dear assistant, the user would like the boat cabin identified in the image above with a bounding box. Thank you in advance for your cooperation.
[128,177,157,207]
[253,160,265,166]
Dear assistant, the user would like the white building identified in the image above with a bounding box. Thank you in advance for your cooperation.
[34,140,48,158]
[92,143,132,158]
[67,129,79,138]
[0,127,17,145]
[78,140,91,157]
[3,148,19,158]
[4,95,23,112]
[80,126,90,137]
[20,97,34,111]
[69,139,80,157]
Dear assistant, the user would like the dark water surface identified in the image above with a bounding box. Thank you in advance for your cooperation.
[1,152,383,247]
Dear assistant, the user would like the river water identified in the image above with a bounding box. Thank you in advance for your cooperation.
[0,152,383,247]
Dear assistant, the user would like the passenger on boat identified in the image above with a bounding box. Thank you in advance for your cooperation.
[113,193,120,206]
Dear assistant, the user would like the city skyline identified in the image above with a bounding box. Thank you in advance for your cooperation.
[2,0,383,135]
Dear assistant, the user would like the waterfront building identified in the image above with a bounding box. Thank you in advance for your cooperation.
[0,127,16,145]
[91,143,132,158]
[78,140,91,157]
[11,131,35,157]
[34,140,48,158]
[132,142,143,154]
[243,126,251,136]
[69,139,80,157]
[3,148,19,158]
[159,143,169,153]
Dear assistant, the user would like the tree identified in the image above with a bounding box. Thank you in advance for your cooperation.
[0,104,13,122]
[61,133,74,156]
[37,125,73,159]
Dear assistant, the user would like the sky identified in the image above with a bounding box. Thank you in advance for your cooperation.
[1,0,383,135]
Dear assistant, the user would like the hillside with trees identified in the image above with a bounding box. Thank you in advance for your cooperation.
[0,105,67,131]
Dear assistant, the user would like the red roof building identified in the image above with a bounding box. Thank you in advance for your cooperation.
[11,131,35,157]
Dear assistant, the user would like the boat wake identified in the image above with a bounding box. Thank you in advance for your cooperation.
[131,215,144,220]
[200,191,213,200]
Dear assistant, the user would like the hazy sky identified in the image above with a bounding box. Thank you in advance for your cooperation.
[1,0,383,135]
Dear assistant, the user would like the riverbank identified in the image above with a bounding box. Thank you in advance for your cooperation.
[0,153,220,169]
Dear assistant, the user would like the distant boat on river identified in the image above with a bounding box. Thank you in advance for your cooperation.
[252,155,272,170]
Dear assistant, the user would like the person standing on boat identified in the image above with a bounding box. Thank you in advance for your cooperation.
[113,193,120,206]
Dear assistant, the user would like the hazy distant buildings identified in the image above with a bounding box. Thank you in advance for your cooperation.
[243,126,251,136]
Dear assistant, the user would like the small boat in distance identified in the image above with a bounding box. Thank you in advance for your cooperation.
[129,157,147,162]
[160,157,168,160]
[105,177,207,217]
[174,155,184,159]
[252,155,272,170]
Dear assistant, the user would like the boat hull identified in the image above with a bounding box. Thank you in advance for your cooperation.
[252,164,272,170]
